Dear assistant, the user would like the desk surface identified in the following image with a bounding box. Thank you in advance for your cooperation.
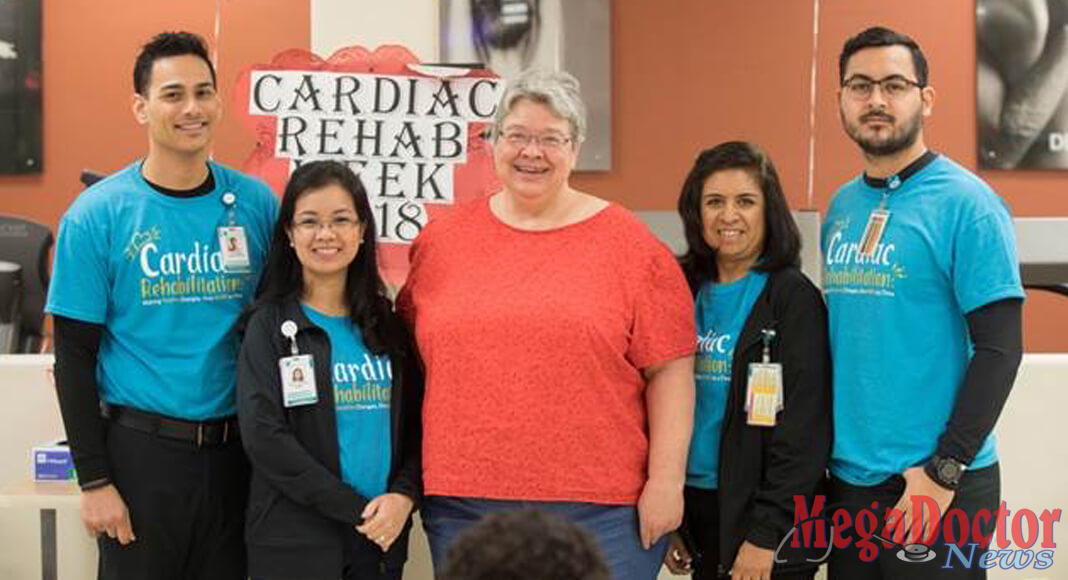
[0,480,80,510]
[4,480,79,496]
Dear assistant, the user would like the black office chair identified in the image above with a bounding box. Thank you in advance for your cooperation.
[0,215,53,353]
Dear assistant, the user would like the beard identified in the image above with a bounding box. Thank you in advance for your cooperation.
[842,108,923,157]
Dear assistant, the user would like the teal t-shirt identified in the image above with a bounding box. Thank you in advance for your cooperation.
[45,161,278,419]
[822,155,1025,486]
[302,305,392,500]
[686,271,768,489]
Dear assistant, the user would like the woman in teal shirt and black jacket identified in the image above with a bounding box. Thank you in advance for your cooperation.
[666,142,831,580]
[237,160,423,580]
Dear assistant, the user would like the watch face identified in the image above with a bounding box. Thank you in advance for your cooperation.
[939,460,963,482]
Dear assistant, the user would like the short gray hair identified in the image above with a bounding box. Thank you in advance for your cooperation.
[492,68,587,143]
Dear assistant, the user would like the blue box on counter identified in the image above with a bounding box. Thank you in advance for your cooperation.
[32,442,75,481]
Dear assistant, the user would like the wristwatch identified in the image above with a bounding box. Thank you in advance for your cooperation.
[924,455,965,490]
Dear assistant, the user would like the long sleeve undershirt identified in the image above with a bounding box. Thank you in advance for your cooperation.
[935,298,1024,465]
[51,169,216,489]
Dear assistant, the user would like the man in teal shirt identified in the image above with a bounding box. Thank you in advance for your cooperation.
[823,26,1024,580]
[47,31,277,579]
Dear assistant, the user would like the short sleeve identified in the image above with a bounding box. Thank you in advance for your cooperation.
[255,184,280,244]
[625,242,696,370]
[46,214,111,324]
[952,203,1025,314]
[395,229,428,325]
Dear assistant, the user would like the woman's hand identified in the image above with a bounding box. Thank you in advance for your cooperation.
[637,477,684,549]
[730,541,774,580]
[355,493,414,551]
[663,532,694,574]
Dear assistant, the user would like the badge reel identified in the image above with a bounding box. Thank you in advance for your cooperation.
[746,329,783,427]
[217,192,251,273]
[279,320,317,408]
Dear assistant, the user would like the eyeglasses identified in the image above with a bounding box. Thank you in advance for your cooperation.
[499,130,573,151]
[292,216,361,235]
[842,75,924,100]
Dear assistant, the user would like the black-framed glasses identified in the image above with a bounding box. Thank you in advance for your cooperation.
[842,75,924,100]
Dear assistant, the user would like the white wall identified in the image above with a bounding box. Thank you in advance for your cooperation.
[311,0,439,61]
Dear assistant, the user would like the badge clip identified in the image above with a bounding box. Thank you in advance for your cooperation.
[760,329,776,364]
[281,320,299,355]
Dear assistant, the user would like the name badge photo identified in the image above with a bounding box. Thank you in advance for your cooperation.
[218,226,251,273]
[279,354,317,407]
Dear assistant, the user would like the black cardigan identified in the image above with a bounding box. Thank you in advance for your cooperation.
[692,267,832,576]
[236,298,424,579]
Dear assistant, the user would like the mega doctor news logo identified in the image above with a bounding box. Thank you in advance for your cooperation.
[775,496,1061,571]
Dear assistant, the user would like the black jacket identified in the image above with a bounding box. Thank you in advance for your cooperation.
[691,267,832,576]
[236,298,424,579]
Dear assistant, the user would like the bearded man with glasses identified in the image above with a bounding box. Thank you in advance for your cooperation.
[822,26,1025,580]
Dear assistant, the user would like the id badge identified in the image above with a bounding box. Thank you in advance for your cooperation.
[859,208,890,257]
[746,362,783,427]
[218,226,251,273]
[279,354,317,407]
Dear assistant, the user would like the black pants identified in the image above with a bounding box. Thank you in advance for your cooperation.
[254,528,402,580]
[683,486,817,580]
[98,421,249,580]
[342,528,403,580]
[828,464,1000,580]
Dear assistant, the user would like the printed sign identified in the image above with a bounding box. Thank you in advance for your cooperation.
[236,46,504,284]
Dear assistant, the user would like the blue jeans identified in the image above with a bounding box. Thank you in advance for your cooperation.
[422,496,669,580]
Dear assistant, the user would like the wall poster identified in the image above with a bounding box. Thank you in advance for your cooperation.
[0,0,42,174]
[440,0,612,170]
[978,0,1068,169]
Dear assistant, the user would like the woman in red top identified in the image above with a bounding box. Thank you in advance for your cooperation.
[399,69,696,580]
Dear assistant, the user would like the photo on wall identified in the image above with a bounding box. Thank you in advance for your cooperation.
[978,0,1068,169]
[440,0,612,171]
[0,0,42,174]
